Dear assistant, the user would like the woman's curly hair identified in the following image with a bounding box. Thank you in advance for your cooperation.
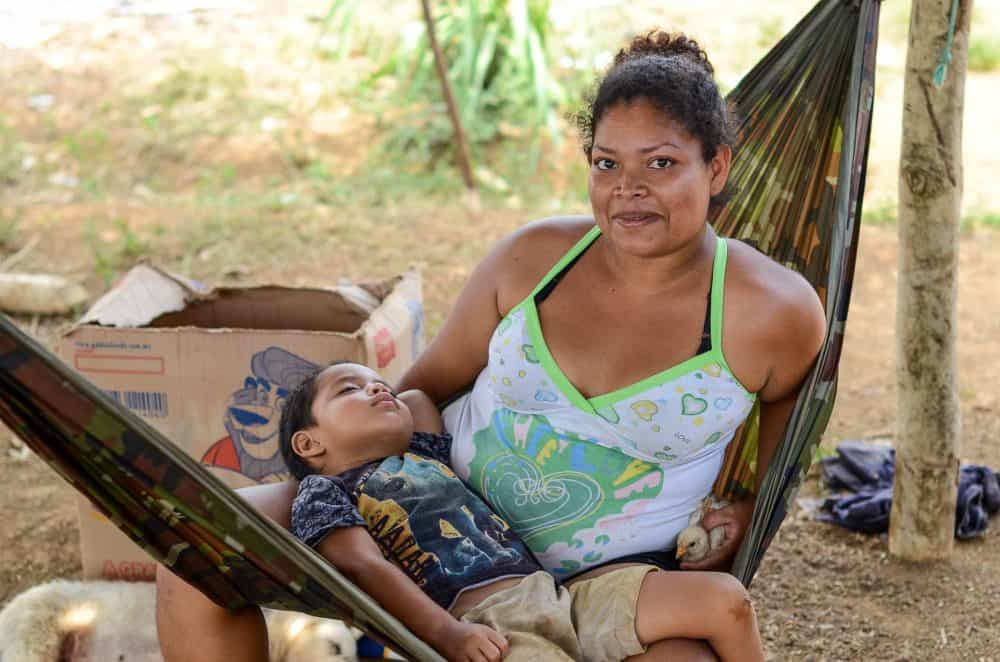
[575,31,739,207]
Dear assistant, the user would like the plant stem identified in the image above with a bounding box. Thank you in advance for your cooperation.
[419,0,477,194]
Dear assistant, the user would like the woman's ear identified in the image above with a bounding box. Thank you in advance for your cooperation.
[708,144,732,196]
[291,429,325,458]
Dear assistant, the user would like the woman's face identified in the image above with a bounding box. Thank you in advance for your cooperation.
[588,99,730,258]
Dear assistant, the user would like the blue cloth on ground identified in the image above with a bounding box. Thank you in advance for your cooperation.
[817,441,1000,539]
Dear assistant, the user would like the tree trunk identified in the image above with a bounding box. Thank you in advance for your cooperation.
[890,0,973,561]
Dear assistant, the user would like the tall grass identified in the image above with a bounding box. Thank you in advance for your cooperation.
[335,0,564,182]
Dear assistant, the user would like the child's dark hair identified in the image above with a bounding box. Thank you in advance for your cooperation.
[280,360,364,479]
[278,365,324,480]
[575,31,739,209]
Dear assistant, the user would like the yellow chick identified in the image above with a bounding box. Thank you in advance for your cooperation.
[675,496,730,562]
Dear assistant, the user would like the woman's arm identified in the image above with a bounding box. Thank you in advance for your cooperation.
[396,234,508,403]
[398,217,593,404]
[317,527,507,662]
[398,389,444,433]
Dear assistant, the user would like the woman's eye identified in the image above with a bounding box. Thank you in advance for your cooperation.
[337,385,359,395]
[650,157,673,169]
[594,158,615,170]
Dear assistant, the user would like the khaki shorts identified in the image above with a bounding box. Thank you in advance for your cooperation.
[457,571,581,661]
[567,564,654,662]
[458,566,653,662]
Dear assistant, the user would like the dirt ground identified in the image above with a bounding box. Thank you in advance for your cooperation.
[3,225,997,661]
[1,2,998,660]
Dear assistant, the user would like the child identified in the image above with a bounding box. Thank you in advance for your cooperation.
[281,361,764,662]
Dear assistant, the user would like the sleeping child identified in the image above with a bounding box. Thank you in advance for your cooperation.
[281,361,764,661]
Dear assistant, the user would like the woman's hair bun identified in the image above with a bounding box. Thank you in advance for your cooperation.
[615,31,714,75]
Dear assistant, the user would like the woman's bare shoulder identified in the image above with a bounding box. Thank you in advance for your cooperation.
[725,238,824,319]
[725,238,826,397]
[493,215,595,308]
[503,215,595,257]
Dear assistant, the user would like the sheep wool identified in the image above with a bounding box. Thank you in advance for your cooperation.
[0,579,358,662]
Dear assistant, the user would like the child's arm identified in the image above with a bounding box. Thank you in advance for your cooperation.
[316,525,507,662]
[399,389,443,433]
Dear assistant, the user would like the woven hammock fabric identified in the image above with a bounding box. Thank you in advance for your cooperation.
[0,319,444,661]
[0,0,879,657]
[711,0,880,583]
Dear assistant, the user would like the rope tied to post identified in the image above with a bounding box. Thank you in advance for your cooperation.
[932,0,960,87]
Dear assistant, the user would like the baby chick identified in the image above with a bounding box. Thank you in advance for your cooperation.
[675,496,730,563]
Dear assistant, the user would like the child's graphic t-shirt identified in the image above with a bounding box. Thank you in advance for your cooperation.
[291,432,542,610]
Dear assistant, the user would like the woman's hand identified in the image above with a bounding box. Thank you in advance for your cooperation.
[437,621,508,662]
[679,498,754,571]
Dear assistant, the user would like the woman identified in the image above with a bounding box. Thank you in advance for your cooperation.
[396,30,824,659]
[157,31,824,662]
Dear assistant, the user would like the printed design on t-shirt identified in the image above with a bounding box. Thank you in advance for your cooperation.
[467,410,664,575]
[358,493,438,586]
[357,453,527,595]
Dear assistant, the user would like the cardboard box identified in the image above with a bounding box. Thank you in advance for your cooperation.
[58,264,423,580]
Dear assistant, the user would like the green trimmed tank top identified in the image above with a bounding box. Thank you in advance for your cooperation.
[443,226,757,577]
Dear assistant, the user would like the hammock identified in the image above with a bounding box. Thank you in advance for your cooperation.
[0,0,879,658]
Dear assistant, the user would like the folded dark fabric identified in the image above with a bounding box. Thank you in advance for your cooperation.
[817,442,1000,539]
[817,487,893,534]
[956,465,1000,539]
[819,441,894,492]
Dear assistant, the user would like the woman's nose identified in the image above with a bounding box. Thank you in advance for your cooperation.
[614,169,647,197]
[367,381,389,395]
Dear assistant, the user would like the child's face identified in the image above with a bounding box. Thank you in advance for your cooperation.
[300,363,414,468]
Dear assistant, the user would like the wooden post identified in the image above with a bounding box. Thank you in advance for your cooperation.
[419,0,479,201]
[889,0,973,561]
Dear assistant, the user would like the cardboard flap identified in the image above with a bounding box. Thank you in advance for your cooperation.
[149,286,372,333]
[74,265,408,335]
[78,264,208,328]
[360,270,423,384]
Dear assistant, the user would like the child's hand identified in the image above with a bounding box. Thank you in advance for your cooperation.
[443,621,508,662]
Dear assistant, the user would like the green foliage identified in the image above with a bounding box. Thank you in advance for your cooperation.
[861,199,1000,233]
[756,16,785,50]
[962,209,1000,232]
[181,211,233,258]
[84,219,152,287]
[812,443,837,463]
[968,34,1000,73]
[355,0,563,169]
[85,220,121,287]
[0,210,19,249]
[117,219,151,258]
[197,163,238,197]
[976,211,1000,229]
[0,116,25,187]
[862,200,897,226]
[314,0,359,61]
[64,128,108,164]
[150,63,248,109]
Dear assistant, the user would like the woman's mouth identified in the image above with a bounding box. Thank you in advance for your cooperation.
[612,213,660,227]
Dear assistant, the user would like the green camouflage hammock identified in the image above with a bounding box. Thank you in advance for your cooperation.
[0,0,879,658]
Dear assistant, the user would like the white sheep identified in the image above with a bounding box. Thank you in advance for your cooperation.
[0,579,358,662]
